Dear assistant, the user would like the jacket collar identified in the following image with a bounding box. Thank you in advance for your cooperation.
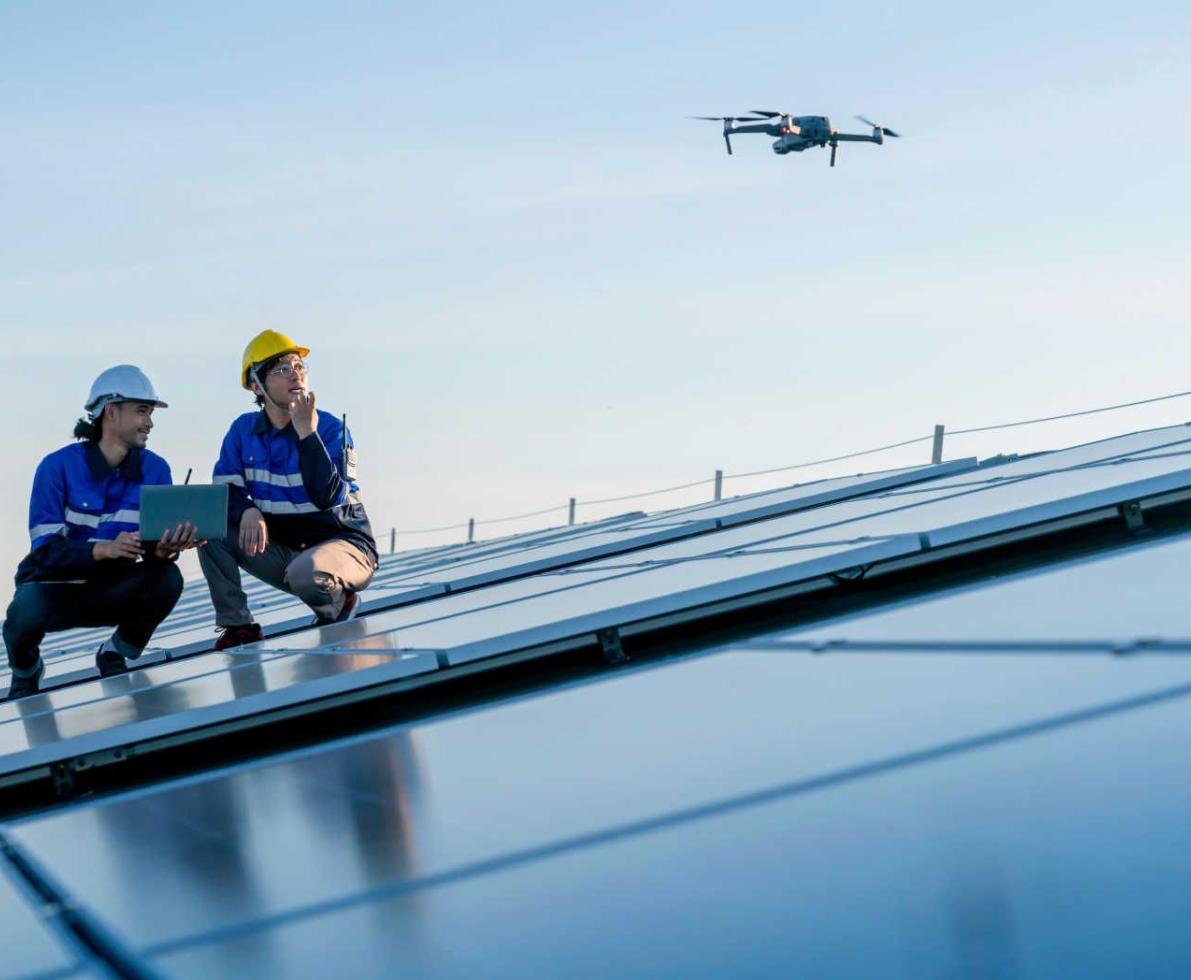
[84,442,144,482]
[253,409,295,438]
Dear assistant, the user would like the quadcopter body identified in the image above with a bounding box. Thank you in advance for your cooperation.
[692,110,900,166]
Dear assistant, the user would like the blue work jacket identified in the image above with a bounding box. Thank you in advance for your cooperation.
[211,410,377,562]
[16,442,172,584]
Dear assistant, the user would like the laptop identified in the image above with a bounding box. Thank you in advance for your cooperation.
[139,485,229,542]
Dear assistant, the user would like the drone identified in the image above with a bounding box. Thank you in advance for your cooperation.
[692,111,900,166]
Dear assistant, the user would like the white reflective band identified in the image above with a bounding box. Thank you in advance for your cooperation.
[64,508,100,528]
[99,509,139,525]
[255,499,319,514]
[213,474,246,487]
[245,468,305,488]
[29,523,66,541]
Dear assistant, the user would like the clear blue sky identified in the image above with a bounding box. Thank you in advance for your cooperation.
[2,1,1189,594]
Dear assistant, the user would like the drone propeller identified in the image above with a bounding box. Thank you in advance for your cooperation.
[690,115,770,122]
[748,109,787,118]
[855,114,901,137]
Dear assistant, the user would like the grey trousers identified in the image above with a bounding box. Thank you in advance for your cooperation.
[198,532,376,626]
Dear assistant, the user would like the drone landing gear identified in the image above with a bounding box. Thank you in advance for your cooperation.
[829,141,838,167]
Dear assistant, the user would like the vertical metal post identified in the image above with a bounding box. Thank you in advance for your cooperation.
[389,527,396,555]
[568,497,576,525]
[467,518,475,544]
[714,469,723,501]
[931,424,945,464]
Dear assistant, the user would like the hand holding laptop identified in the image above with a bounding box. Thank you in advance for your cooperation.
[154,522,203,560]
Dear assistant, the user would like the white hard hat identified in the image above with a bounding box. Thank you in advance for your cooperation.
[84,365,168,419]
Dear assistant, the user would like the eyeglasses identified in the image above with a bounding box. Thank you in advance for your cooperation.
[267,359,308,379]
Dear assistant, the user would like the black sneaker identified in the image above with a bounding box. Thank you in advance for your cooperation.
[96,646,129,678]
[5,662,44,701]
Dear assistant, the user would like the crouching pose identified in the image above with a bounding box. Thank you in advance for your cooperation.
[200,330,378,650]
[3,366,198,700]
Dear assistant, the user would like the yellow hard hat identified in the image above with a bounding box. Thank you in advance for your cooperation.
[241,329,311,390]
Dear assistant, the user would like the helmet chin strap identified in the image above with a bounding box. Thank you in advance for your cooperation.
[251,366,292,414]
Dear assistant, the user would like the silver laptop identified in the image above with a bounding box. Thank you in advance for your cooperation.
[139,485,229,542]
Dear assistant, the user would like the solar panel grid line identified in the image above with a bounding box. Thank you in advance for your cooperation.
[736,638,1191,655]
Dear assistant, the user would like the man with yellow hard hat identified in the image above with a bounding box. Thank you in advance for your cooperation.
[199,330,378,649]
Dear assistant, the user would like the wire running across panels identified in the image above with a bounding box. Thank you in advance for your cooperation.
[7,639,1191,976]
[1,459,976,686]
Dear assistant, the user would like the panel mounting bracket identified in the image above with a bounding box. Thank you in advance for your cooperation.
[597,627,629,666]
[1118,500,1145,534]
[50,762,76,798]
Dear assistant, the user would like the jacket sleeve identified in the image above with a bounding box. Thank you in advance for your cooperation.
[212,422,253,526]
[297,416,350,511]
[24,455,98,579]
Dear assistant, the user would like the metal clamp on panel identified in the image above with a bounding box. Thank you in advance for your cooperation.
[1118,500,1146,533]
[597,627,629,666]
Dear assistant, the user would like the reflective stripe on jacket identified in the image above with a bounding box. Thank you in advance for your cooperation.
[211,410,377,562]
[15,443,172,584]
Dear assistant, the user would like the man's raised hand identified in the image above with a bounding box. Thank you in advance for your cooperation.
[289,390,317,438]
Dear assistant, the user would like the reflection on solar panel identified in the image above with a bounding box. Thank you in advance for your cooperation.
[4,425,1191,975]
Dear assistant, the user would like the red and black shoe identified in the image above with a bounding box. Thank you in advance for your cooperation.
[313,591,361,627]
[213,623,264,651]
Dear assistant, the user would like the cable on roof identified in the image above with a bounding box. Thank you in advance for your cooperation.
[947,387,1191,436]
[389,386,1191,537]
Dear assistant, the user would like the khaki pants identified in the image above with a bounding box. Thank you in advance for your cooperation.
[199,532,376,626]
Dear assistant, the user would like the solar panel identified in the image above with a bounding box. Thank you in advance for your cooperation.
[7,428,1191,784]
[2,459,977,684]
[9,643,1191,975]
[0,649,437,776]
[770,529,1191,652]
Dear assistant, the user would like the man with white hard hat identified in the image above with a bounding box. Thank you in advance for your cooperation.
[2,366,199,700]
[199,330,378,649]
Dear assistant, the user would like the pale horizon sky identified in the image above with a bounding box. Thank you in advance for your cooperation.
[3,1,1189,603]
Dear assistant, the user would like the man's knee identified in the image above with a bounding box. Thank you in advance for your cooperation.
[2,586,51,644]
[141,562,185,611]
[283,552,322,601]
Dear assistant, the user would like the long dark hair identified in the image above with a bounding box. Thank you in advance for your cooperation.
[73,415,103,442]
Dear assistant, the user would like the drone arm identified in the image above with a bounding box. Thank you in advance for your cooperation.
[830,131,882,143]
[726,122,782,135]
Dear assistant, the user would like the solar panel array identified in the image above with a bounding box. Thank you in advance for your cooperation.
[4,426,1191,976]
